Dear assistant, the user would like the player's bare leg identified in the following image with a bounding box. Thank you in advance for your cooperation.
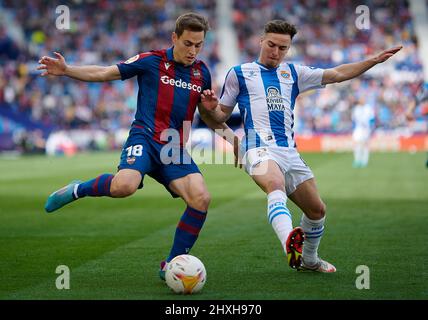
[159,173,210,280]
[169,173,211,212]
[110,169,142,197]
[288,178,336,273]
[353,141,362,167]
[361,141,370,167]
[251,160,303,269]
[45,169,141,213]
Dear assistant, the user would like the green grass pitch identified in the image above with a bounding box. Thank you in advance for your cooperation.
[0,151,427,299]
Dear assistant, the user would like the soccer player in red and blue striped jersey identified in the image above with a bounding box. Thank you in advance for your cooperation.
[39,13,234,280]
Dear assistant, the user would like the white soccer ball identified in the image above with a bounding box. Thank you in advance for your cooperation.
[165,254,206,294]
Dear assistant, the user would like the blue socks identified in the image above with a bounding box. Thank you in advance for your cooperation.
[166,206,207,262]
[76,174,114,198]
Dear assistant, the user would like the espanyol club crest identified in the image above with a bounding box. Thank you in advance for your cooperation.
[281,71,290,79]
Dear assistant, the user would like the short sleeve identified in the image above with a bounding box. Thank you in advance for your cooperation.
[116,53,152,80]
[294,65,325,93]
[219,67,239,108]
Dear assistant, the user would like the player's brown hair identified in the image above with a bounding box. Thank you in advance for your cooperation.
[175,12,210,37]
[263,20,297,39]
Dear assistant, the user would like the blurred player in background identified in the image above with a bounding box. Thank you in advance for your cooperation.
[200,20,402,273]
[352,97,375,168]
[406,82,428,168]
[38,12,234,280]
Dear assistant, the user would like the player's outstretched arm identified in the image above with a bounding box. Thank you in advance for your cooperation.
[322,45,403,85]
[200,89,233,123]
[37,52,121,82]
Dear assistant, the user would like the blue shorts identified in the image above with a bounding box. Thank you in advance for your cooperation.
[117,128,201,198]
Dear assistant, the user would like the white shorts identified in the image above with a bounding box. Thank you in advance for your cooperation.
[243,146,314,196]
[352,128,370,143]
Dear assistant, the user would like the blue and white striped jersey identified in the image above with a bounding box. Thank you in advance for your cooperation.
[352,104,375,131]
[219,61,325,151]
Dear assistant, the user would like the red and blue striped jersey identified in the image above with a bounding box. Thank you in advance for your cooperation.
[117,47,211,144]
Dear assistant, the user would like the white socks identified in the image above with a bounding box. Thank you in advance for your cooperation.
[361,145,370,166]
[354,143,370,166]
[267,191,327,264]
[300,214,325,266]
[267,190,293,251]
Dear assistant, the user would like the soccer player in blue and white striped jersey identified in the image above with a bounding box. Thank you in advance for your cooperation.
[201,20,402,273]
[352,97,376,168]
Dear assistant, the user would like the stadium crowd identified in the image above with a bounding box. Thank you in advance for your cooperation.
[233,0,425,133]
[0,0,218,150]
[0,0,425,152]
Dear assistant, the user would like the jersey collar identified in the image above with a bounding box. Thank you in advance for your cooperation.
[166,47,174,61]
[166,46,196,67]
[255,60,279,70]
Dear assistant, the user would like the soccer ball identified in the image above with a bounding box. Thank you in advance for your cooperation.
[165,254,206,294]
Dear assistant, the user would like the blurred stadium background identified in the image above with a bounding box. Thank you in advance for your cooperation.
[0,0,427,155]
[1,0,428,300]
